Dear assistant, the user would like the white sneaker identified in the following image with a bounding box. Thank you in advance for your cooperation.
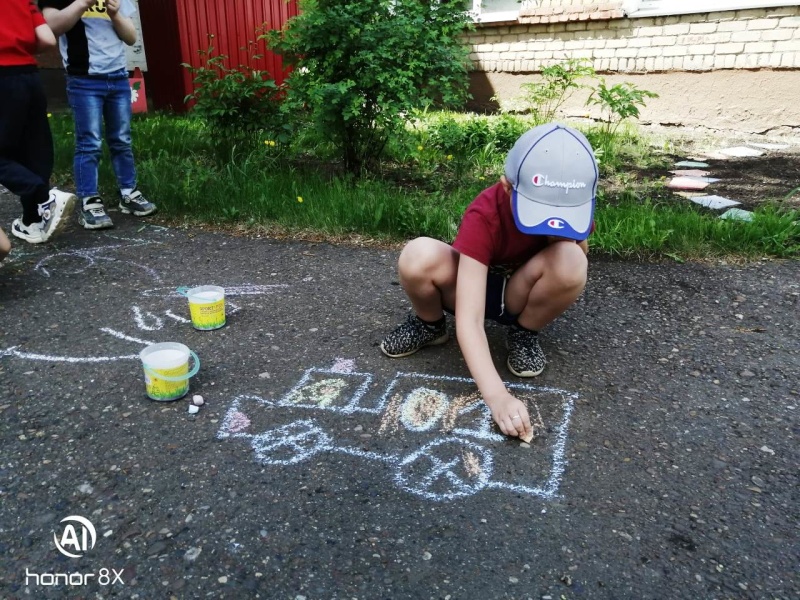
[11,188,77,244]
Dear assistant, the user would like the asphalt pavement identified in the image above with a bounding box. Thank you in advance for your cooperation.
[0,198,798,600]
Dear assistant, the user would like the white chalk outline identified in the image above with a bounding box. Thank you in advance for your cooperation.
[218,364,577,502]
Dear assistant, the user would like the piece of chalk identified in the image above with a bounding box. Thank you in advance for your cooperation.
[188,404,200,414]
[192,395,204,406]
[520,432,534,443]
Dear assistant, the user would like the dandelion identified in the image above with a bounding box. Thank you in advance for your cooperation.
[479,176,485,181]
[264,140,272,146]
[446,154,453,161]
[417,145,423,152]
[47,113,52,118]
[270,141,276,146]
[297,196,303,203]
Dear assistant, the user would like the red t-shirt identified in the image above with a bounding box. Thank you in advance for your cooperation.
[452,182,549,268]
[0,0,46,67]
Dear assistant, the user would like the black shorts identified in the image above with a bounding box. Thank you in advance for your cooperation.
[445,269,518,325]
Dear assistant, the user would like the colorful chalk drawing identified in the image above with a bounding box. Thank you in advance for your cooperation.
[218,360,577,502]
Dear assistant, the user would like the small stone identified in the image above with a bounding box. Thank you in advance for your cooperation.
[78,483,94,494]
[184,547,202,562]
[760,446,774,455]
[740,370,756,378]
[192,395,204,406]
[751,476,766,487]
[422,551,432,561]
[218,576,228,584]
[509,576,519,584]
[188,405,200,414]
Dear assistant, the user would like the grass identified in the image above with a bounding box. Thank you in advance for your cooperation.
[47,111,800,260]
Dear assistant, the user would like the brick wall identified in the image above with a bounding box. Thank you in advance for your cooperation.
[467,4,800,74]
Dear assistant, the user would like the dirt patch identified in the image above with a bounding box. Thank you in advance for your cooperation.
[631,127,800,211]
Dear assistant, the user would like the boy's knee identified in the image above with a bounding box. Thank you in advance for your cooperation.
[398,237,444,275]
[0,230,11,261]
[547,242,588,290]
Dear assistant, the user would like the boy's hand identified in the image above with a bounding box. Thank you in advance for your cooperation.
[487,392,533,439]
[106,0,120,18]
[76,0,96,10]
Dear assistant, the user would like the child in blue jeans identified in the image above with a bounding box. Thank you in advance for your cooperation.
[1,0,76,248]
[40,0,156,230]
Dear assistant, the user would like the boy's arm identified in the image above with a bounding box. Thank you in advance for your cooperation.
[106,0,137,46]
[40,0,96,36]
[455,255,533,439]
[31,3,56,50]
[34,23,57,51]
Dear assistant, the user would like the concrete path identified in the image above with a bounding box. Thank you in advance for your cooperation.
[0,202,797,599]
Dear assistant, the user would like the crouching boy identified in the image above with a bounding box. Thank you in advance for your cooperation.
[381,123,598,440]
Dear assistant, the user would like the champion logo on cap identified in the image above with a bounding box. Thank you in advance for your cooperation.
[531,173,587,194]
[547,218,565,229]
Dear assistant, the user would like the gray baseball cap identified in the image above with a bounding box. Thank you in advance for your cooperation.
[504,123,598,240]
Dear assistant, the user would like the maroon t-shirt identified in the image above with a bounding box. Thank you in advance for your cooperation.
[452,182,549,268]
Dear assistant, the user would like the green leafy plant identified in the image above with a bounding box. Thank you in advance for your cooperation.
[265,0,473,175]
[182,35,288,141]
[587,80,659,158]
[516,59,597,123]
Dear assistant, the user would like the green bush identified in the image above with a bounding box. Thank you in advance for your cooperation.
[265,0,473,175]
[182,35,288,141]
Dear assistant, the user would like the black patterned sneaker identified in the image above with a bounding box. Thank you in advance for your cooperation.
[506,326,546,377]
[79,197,114,230]
[119,189,157,216]
[380,314,448,358]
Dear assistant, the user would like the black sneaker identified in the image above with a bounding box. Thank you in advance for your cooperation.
[119,188,157,216]
[506,326,546,377]
[79,198,114,230]
[380,314,448,358]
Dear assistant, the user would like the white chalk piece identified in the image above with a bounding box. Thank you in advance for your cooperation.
[720,208,754,222]
[674,160,709,168]
[188,404,200,414]
[192,394,205,406]
[717,146,764,158]
[690,195,742,210]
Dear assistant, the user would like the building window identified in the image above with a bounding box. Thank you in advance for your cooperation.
[470,0,535,23]
[624,0,798,18]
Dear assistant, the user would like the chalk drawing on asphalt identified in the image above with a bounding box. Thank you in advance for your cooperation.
[218,360,577,502]
[0,284,289,365]
[34,237,162,280]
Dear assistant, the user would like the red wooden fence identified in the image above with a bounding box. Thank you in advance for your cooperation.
[137,0,299,112]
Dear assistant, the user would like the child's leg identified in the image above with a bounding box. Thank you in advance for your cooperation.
[0,226,11,262]
[397,237,459,321]
[504,241,588,330]
[103,75,137,192]
[67,77,104,198]
[0,72,51,223]
[19,73,54,222]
